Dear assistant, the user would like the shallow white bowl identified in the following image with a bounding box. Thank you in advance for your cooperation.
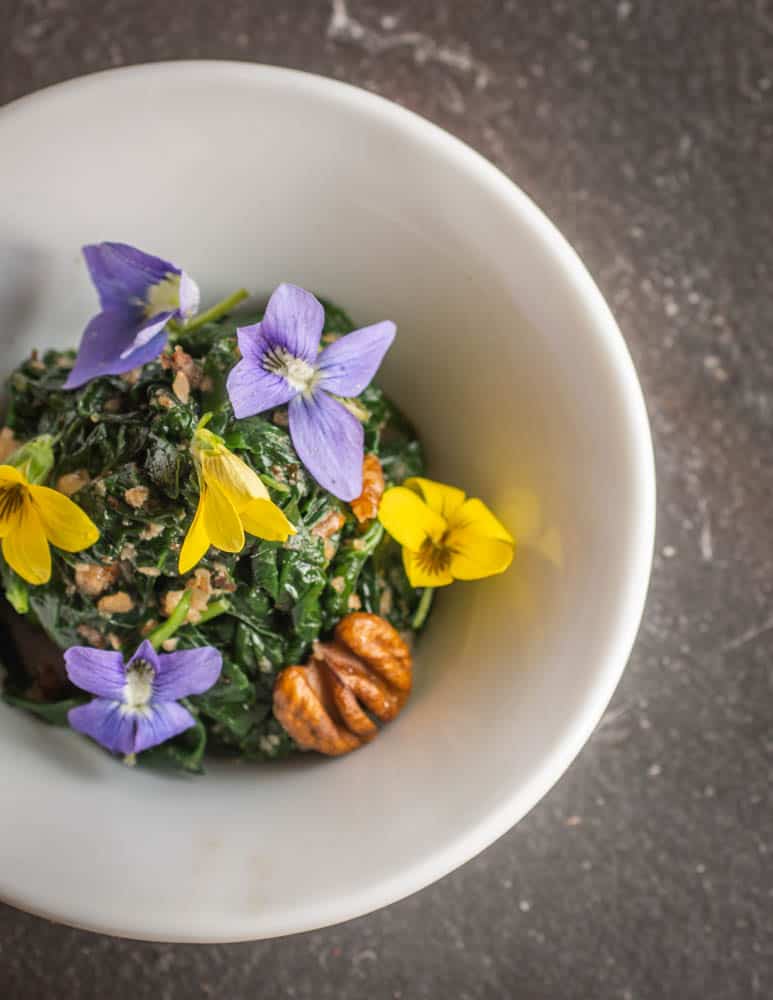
[0,62,655,942]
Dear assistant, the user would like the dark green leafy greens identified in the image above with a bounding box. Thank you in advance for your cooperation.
[0,300,427,771]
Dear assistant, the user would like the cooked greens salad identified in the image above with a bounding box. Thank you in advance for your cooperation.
[0,243,514,773]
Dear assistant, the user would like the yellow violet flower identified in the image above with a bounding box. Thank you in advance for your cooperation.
[378,477,514,588]
[0,464,99,585]
[179,424,296,574]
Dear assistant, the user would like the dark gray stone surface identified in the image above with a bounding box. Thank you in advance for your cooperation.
[1,1,771,997]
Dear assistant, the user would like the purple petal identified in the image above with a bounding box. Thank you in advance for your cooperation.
[261,283,324,362]
[226,355,297,419]
[133,701,196,753]
[118,311,173,359]
[64,308,169,389]
[178,271,200,319]
[68,698,136,755]
[153,646,222,701]
[317,321,396,397]
[125,638,161,673]
[83,242,179,312]
[64,647,126,699]
[289,390,364,500]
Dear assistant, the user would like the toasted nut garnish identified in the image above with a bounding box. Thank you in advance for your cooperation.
[74,561,120,598]
[273,612,413,756]
[172,370,190,404]
[311,509,346,540]
[56,469,90,496]
[96,591,134,615]
[123,485,149,509]
[350,454,384,523]
[0,427,19,463]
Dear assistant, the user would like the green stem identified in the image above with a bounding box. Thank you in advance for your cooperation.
[180,288,249,334]
[411,587,435,630]
[195,598,231,626]
[147,590,192,650]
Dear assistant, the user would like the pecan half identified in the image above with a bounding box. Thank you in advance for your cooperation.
[273,612,413,756]
[350,454,385,523]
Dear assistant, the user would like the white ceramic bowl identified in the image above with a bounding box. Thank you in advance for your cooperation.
[0,62,655,941]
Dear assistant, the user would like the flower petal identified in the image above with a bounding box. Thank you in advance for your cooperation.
[226,355,296,419]
[118,312,173,360]
[178,490,210,574]
[125,638,161,673]
[446,498,515,544]
[64,647,126,699]
[0,467,25,538]
[0,465,24,488]
[317,320,396,397]
[403,548,454,588]
[404,477,467,522]
[288,390,364,501]
[202,447,268,511]
[447,535,515,580]
[261,283,324,362]
[203,480,245,553]
[29,485,99,552]
[153,646,222,701]
[1,501,51,584]
[240,497,296,542]
[133,701,196,753]
[178,271,200,319]
[68,698,136,755]
[64,308,168,389]
[378,486,447,551]
[82,242,178,312]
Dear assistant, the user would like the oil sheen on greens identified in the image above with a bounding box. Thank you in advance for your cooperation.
[0,300,426,772]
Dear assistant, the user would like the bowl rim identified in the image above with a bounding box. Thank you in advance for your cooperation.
[0,60,656,941]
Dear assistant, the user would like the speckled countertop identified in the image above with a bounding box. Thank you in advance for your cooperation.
[1,2,771,998]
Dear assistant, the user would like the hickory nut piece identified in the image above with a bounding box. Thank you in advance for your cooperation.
[273,612,413,756]
[350,454,385,524]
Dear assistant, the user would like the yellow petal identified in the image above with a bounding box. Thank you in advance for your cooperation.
[378,486,446,551]
[240,498,296,543]
[403,547,454,588]
[178,490,210,574]
[0,486,25,538]
[446,498,514,544]
[0,464,24,488]
[29,485,99,552]
[202,449,268,513]
[404,477,466,521]
[2,501,51,584]
[447,534,514,581]
[203,479,245,553]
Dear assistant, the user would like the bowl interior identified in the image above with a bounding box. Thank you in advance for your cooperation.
[0,63,654,941]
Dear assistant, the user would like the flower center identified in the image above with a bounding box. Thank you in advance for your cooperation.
[416,536,453,577]
[262,346,319,394]
[145,273,181,318]
[122,659,155,716]
[0,484,26,522]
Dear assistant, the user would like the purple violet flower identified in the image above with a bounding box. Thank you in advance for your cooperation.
[226,284,396,500]
[65,639,221,755]
[64,242,200,389]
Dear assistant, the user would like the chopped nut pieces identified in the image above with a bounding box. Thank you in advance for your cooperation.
[77,624,104,648]
[0,427,18,462]
[123,485,149,509]
[311,510,346,540]
[350,454,385,523]
[172,370,190,404]
[74,561,120,597]
[273,612,413,756]
[96,591,134,615]
[56,469,90,496]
